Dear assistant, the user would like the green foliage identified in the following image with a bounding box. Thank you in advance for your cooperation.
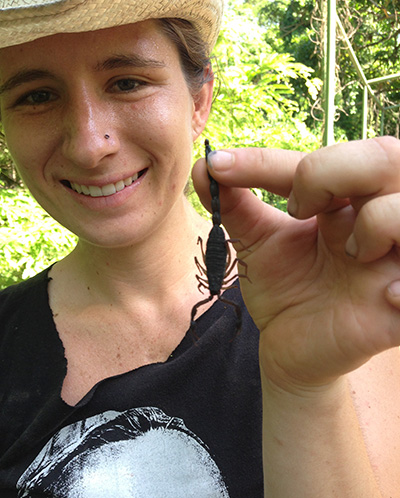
[334,1,400,139]
[0,189,77,289]
[203,0,322,151]
[188,0,321,212]
[250,0,400,140]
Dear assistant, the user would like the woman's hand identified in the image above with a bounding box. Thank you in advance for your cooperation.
[192,136,400,393]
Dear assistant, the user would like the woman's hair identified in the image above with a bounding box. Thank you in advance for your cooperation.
[158,18,214,97]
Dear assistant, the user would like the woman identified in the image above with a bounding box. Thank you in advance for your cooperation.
[1,0,400,496]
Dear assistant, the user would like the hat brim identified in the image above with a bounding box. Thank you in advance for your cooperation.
[0,0,223,52]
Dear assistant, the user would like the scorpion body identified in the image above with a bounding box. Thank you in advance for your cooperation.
[189,140,250,336]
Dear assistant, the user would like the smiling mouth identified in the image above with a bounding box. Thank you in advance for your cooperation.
[63,169,147,197]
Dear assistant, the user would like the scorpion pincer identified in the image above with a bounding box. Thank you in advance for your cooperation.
[189,139,250,338]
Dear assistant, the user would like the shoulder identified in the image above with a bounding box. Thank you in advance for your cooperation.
[0,267,53,331]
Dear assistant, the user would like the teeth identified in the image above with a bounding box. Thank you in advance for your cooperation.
[101,183,116,196]
[115,180,125,192]
[70,173,141,197]
[71,182,82,194]
[88,186,102,197]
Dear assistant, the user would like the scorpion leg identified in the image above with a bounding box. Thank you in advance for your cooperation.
[218,296,243,338]
[189,295,214,340]
[194,256,207,277]
[226,257,252,284]
[197,236,206,260]
[194,237,208,281]
[223,248,252,285]
[196,274,209,294]
[226,238,251,252]
[227,239,252,279]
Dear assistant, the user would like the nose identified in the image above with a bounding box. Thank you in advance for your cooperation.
[61,89,120,168]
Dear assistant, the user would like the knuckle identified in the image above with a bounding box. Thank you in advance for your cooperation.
[254,147,269,172]
[371,136,400,178]
[358,194,397,235]
[294,150,323,187]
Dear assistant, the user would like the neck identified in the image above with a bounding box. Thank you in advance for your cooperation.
[52,197,211,305]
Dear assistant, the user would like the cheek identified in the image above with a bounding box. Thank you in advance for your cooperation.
[124,94,194,174]
[3,118,57,184]
[132,84,195,141]
[4,133,54,197]
[4,129,33,179]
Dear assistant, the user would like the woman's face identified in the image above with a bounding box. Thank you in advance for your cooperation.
[0,21,212,248]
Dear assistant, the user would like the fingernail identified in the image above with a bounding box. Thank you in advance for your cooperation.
[388,280,400,297]
[287,192,298,217]
[345,233,358,258]
[206,150,234,172]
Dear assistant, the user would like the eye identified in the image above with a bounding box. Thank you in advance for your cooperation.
[110,78,145,93]
[16,89,56,106]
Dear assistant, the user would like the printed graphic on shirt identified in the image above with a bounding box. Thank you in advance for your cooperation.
[16,407,230,498]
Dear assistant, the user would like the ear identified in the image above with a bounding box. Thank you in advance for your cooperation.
[191,76,214,142]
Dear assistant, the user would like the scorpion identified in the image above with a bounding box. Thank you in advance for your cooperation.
[189,139,250,337]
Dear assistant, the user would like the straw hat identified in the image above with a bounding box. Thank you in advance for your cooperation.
[0,0,224,51]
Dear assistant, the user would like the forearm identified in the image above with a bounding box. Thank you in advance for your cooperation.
[261,370,382,497]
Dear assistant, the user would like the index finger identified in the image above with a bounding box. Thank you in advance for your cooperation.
[288,136,400,219]
[197,146,306,198]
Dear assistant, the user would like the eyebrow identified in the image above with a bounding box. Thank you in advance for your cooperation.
[94,54,166,72]
[0,54,166,96]
[0,69,55,96]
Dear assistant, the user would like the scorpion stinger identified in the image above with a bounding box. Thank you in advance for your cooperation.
[189,139,251,340]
